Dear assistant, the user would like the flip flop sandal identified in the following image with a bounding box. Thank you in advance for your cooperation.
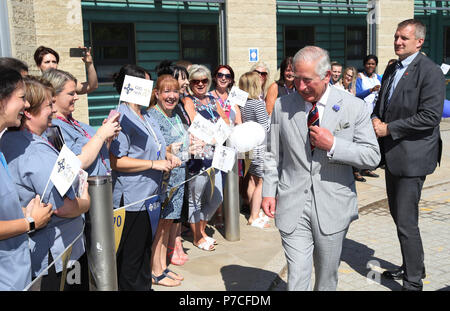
[163,268,184,281]
[151,273,181,287]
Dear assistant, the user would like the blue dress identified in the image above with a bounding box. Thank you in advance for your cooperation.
[148,106,188,219]
[0,150,32,290]
[0,130,83,277]
[51,117,110,176]
[110,103,167,212]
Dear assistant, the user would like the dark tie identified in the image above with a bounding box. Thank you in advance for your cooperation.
[307,102,319,152]
[383,61,402,113]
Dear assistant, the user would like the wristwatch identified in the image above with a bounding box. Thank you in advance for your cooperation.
[26,217,35,234]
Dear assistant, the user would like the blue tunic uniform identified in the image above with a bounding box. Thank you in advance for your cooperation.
[110,103,167,212]
[0,150,32,290]
[51,117,110,176]
[148,107,188,219]
[0,130,84,277]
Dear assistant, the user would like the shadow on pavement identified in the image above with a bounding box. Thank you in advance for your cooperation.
[341,238,403,291]
[220,265,280,291]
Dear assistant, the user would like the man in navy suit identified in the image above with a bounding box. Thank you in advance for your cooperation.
[371,19,445,291]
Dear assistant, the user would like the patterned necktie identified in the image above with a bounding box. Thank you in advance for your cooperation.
[307,102,319,152]
[383,61,402,113]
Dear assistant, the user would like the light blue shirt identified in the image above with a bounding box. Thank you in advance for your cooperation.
[0,150,32,290]
[110,103,167,211]
[388,51,420,102]
[51,118,111,177]
[0,130,84,277]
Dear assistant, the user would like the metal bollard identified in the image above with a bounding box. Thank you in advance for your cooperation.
[223,155,240,241]
[85,176,118,291]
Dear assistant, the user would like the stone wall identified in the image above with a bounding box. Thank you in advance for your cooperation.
[7,0,89,123]
[225,0,277,93]
[375,0,414,74]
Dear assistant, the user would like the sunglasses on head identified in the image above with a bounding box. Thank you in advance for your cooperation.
[191,78,209,86]
[254,70,268,77]
[217,72,232,79]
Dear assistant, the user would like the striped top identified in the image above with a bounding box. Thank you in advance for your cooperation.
[242,98,269,131]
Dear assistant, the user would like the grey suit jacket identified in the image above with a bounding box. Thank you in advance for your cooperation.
[263,87,381,235]
[371,53,445,177]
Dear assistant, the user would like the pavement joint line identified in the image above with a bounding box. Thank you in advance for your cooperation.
[267,179,450,291]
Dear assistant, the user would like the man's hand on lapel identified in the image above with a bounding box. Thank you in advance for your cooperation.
[309,125,334,151]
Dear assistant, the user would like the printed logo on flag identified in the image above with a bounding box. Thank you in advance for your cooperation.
[50,145,81,197]
[119,75,154,107]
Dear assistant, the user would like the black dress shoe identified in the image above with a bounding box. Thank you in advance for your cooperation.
[382,267,426,280]
[361,169,379,178]
[353,172,366,182]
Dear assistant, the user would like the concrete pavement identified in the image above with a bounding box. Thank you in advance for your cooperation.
[155,120,450,292]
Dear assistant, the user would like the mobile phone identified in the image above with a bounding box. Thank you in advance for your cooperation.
[69,48,86,58]
[107,109,120,122]
[46,125,65,152]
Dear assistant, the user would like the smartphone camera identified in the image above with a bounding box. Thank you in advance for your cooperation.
[69,48,86,58]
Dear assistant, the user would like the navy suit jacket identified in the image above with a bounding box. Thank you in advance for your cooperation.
[372,52,445,177]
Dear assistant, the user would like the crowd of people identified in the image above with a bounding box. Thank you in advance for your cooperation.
[0,45,275,291]
[1,18,442,292]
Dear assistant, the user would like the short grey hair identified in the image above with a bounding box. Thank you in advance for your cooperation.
[397,19,426,40]
[42,68,77,95]
[293,46,331,80]
[188,64,212,95]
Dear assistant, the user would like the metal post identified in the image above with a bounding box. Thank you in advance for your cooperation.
[219,2,227,64]
[223,153,240,241]
[85,176,118,291]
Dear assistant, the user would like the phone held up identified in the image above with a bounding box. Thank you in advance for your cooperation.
[69,48,86,58]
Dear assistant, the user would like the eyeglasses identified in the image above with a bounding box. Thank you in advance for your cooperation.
[217,72,232,79]
[191,79,209,86]
[253,70,268,77]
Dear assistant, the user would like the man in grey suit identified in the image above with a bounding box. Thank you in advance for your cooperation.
[262,46,380,291]
[372,19,444,291]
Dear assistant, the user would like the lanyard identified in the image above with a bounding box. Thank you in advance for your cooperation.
[55,115,110,173]
[125,104,162,159]
[56,115,91,139]
[193,96,218,122]
[0,151,11,178]
[154,105,185,138]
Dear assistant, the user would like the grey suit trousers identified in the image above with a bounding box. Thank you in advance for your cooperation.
[280,188,348,291]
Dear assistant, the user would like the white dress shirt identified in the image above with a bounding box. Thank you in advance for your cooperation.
[304,85,336,156]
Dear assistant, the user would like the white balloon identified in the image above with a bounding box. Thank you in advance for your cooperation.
[228,121,266,152]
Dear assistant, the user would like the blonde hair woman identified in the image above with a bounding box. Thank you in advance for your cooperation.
[250,61,270,99]
[341,66,357,95]
[239,72,270,228]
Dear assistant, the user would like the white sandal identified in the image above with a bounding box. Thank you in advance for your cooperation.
[194,239,215,251]
[249,216,270,229]
[205,236,218,246]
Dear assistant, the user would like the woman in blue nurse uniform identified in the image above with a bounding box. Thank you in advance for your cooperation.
[110,64,178,291]
[42,68,120,177]
[0,76,90,291]
[0,68,53,291]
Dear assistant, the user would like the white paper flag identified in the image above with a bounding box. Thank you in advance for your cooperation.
[212,145,236,172]
[227,86,248,107]
[119,75,154,107]
[441,63,450,75]
[188,113,217,144]
[213,118,232,146]
[50,145,82,197]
